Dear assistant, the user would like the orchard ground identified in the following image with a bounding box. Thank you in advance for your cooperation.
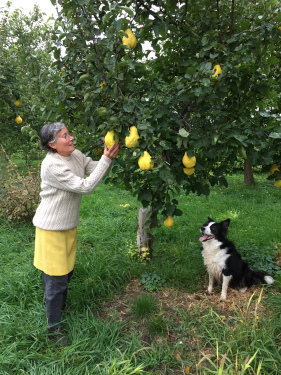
[0,169,281,374]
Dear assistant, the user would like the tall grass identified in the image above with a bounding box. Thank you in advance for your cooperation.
[0,172,280,374]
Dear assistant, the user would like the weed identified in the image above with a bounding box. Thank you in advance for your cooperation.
[147,315,167,335]
[138,272,166,292]
[130,293,158,319]
[125,240,150,262]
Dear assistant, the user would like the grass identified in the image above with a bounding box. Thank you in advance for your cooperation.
[0,171,281,374]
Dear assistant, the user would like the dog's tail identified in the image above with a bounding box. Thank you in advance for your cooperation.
[252,270,274,285]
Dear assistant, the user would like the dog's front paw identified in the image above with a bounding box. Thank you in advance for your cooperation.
[220,294,227,301]
[207,287,213,295]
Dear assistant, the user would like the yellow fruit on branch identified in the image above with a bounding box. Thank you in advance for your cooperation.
[138,151,154,170]
[100,81,106,90]
[15,115,22,124]
[183,167,195,175]
[274,180,281,188]
[14,99,21,106]
[210,64,222,85]
[122,28,137,49]
[164,216,174,227]
[269,164,280,175]
[182,152,196,168]
[211,64,222,78]
[104,130,119,149]
[125,126,140,148]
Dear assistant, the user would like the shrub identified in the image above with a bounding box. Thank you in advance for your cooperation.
[0,163,41,222]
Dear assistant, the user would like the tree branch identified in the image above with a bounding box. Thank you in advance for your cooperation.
[230,0,235,37]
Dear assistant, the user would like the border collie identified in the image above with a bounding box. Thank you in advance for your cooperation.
[199,218,274,300]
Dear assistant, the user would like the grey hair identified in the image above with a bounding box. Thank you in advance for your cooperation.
[39,122,65,153]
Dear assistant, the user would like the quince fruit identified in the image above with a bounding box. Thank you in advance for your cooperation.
[183,167,195,175]
[15,115,22,124]
[14,99,21,106]
[138,151,154,170]
[97,107,107,117]
[104,130,118,149]
[182,152,196,168]
[164,216,174,227]
[122,28,137,49]
[269,164,280,175]
[210,64,222,85]
[125,126,140,148]
[274,180,281,188]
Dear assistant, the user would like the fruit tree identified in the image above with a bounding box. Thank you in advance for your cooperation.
[41,0,281,254]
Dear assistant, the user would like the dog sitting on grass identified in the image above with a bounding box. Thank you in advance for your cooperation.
[199,218,274,300]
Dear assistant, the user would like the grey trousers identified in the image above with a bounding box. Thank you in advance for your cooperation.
[42,270,73,328]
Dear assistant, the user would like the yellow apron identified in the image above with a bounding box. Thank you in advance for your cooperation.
[34,227,77,276]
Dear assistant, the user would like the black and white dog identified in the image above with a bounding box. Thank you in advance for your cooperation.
[199,218,274,300]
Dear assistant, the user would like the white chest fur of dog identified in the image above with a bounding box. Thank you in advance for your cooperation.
[201,239,230,282]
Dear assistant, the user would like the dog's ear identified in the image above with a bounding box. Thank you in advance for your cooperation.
[208,217,213,222]
[221,219,230,230]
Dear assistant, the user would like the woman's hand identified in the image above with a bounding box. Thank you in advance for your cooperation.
[102,139,120,160]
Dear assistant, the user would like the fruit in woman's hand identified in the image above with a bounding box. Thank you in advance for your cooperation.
[122,28,137,49]
[182,152,196,168]
[164,216,174,227]
[138,151,154,170]
[125,126,140,148]
[15,115,22,124]
[183,167,195,175]
[104,130,118,149]
[14,99,21,106]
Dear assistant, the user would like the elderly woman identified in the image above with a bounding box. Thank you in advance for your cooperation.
[33,122,120,343]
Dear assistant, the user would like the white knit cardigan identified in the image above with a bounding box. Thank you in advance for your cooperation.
[33,149,112,230]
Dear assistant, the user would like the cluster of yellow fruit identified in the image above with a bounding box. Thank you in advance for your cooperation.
[270,164,281,188]
[182,152,196,175]
[104,127,154,170]
[14,99,22,124]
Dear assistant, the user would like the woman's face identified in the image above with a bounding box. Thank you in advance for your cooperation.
[48,127,75,156]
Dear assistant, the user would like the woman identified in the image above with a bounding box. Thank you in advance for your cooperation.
[33,122,120,343]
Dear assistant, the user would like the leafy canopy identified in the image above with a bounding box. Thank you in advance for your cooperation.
[41,0,281,227]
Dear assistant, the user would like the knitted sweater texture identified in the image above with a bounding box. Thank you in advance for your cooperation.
[33,149,112,230]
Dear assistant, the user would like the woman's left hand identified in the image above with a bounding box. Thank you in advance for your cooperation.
[102,139,121,160]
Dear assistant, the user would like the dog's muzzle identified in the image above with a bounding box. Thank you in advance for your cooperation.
[199,234,214,242]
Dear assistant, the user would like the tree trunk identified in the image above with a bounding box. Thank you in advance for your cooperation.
[244,155,255,185]
[137,207,157,259]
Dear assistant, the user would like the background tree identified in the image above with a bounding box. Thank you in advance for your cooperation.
[0,3,53,162]
[40,0,281,254]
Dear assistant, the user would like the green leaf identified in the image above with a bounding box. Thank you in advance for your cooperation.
[178,128,190,138]
[123,100,135,113]
[269,132,281,139]
[120,6,134,18]
[259,110,270,117]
